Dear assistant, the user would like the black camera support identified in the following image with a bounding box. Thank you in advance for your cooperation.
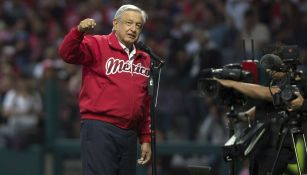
[225,105,239,175]
[137,41,165,175]
[148,51,164,175]
[268,112,307,175]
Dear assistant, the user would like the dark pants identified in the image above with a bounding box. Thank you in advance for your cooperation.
[81,120,137,175]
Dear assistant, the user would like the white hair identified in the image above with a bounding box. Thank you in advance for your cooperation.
[113,4,147,24]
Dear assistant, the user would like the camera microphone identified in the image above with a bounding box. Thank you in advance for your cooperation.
[260,54,287,72]
[199,68,215,77]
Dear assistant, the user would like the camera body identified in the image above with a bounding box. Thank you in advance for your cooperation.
[198,63,254,107]
[272,76,301,110]
[263,45,300,71]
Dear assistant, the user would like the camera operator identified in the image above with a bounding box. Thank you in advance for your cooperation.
[214,54,307,175]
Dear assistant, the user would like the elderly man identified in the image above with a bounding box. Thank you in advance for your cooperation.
[59,4,151,175]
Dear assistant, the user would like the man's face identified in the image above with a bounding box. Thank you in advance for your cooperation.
[266,69,286,80]
[113,10,143,48]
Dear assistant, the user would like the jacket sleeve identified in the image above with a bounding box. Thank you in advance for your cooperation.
[58,27,96,66]
[138,94,151,144]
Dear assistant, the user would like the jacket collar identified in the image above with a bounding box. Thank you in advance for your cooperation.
[108,32,147,59]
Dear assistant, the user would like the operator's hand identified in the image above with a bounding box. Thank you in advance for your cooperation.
[77,18,96,33]
[213,77,234,88]
[288,91,304,112]
[137,142,151,165]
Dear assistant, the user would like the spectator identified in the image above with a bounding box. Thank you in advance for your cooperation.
[197,105,227,145]
[0,74,42,148]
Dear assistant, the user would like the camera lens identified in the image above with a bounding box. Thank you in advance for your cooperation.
[198,79,220,98]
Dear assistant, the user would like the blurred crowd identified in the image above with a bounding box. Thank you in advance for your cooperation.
[1,0,307,174]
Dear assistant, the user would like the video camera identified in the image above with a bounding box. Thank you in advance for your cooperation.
[198,63,254,107]
[272,76,301,110]
[275,45,300,67]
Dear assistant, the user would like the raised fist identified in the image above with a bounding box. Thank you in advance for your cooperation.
[77,18,96,33]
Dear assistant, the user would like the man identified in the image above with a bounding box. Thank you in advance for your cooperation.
[59,4,151,175]
[214,55,307,175]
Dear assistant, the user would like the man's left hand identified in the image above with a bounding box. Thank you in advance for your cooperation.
[137,142,151,165]
[288,91,304,111]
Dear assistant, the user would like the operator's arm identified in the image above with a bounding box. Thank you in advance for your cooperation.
[214,78,280,101]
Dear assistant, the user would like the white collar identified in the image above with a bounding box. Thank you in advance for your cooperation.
[118,41,136,60]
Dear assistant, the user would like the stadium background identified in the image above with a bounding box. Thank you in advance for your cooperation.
[1,0,307,175]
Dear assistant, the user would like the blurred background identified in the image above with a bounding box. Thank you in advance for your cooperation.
[1,0,307,175]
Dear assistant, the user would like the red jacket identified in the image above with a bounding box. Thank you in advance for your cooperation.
[59,27,151,143]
